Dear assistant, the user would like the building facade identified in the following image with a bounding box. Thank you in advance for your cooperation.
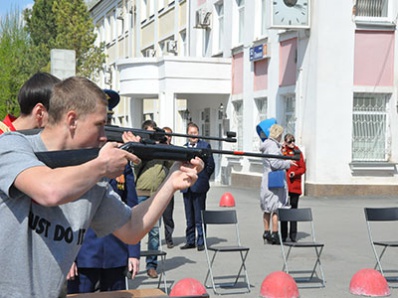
[89,0,398,196]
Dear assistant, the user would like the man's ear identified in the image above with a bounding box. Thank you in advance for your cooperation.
[66,110,78,129]
[32,103,47,127]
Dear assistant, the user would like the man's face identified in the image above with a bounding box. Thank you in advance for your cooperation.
[164,129,172,144]
[187,126,199,144]
[72,103,108,149]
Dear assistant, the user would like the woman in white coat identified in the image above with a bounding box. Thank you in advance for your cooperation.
[260,124,296,244]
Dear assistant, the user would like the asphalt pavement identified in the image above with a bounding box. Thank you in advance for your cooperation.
[128,184,398,297]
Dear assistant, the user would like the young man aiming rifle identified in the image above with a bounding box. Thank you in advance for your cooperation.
[0,76,203,297]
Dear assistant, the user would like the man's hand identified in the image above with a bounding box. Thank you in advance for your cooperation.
[122,131,141,143]
[66,262,78,280]
[127,257,140,279]
[97,142,140,179]
[168,157,204,191]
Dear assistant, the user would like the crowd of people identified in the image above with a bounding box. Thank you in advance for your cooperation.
[0,72,306,296]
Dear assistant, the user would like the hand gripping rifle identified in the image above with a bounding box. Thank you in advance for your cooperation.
[19,125,299,168]
[34,142,300,169]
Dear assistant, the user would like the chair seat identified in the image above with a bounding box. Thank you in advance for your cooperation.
[140,250,167,257]
[374,241,398,247]
[208,245,250,252]
[364,207,398,286]
[284,241,324,248]
[202,209,251,295]
[277,208,326,288]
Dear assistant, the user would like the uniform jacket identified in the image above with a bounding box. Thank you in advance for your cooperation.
[75,165,140,268]
[182,139,215,194]
[0,114,17,134]
[282,145,306,195]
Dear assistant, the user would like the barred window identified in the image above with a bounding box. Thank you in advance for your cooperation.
[355,0,388,17]
[352,93,390,161]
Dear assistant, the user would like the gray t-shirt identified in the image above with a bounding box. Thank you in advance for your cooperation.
[0,132,132,297]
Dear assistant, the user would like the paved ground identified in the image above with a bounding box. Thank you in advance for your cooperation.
[128,185,398,297]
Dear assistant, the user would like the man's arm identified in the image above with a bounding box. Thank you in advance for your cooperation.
[113,157,204,244]
[14,142,139,207]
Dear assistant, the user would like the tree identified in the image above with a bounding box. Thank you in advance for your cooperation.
[23,0,57,72]
[24,0,105,77]
[0,9,40,118]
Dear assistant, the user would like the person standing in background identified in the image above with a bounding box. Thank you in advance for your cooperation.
[260,124,296,245]
[134,120,173,278]
[0,72,60,133]
[281,133,306,242]
[180,122,215,251]
[162,126,175,249]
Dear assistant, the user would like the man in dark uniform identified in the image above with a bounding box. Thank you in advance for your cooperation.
[180,122,215,251]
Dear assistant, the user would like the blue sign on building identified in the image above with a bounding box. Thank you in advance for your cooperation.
[250,44,264,61]
[250,44,269,61]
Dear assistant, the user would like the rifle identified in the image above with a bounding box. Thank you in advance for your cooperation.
[18,125,237,144]
[35,142,300,169]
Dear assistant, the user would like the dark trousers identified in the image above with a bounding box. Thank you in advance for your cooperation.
[162,196,175,244]
[183,190,206,246]
[281,193,300,240]
[67,267,126,294]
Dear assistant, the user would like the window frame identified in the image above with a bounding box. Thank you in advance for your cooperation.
[351,93,391,162]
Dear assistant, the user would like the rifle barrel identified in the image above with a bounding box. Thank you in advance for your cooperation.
[17,126,237,143]
[208,149,300,160]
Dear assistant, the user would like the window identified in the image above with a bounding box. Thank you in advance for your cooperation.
[354,0,396,25]
[110,14,116,41]
[356,0,388,17]
[116,7,124,37]
[141,0,148,21]
[261,0,266,36]
[215,2,224,52]
[237,0,245,44]
[255,97,267,123]
[233,100,243,150]
[352,93,390,161]
[180,30,186,56]
[284,95,296,135]
[105,15,111,43]
[149,0,155,18]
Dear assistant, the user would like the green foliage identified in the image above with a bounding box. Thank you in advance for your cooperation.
[25,0,106,77]
[0,1,105,118]
[0,9,40,118]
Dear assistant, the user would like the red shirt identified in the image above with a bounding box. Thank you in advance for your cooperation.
[282,144,306,195]
[0,114,17,134]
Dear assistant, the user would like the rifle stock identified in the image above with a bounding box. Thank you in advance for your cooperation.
[35,142,300,168]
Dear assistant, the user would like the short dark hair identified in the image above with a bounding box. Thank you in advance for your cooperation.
[18,72,60,115]
[284,133,295,142]
[186,121,199,133]
[142,119,157,130]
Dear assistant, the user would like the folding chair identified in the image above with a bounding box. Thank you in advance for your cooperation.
[364,207,398,284]
[201,209,250,295]
[137,218,168,294]
[277,208,326,288]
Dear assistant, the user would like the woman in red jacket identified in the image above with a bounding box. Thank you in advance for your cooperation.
[281,134,306,242]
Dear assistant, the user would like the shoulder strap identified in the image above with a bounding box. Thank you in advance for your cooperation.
[0,121,11,133]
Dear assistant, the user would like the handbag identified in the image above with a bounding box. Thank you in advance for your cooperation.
[268,170,285,188]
